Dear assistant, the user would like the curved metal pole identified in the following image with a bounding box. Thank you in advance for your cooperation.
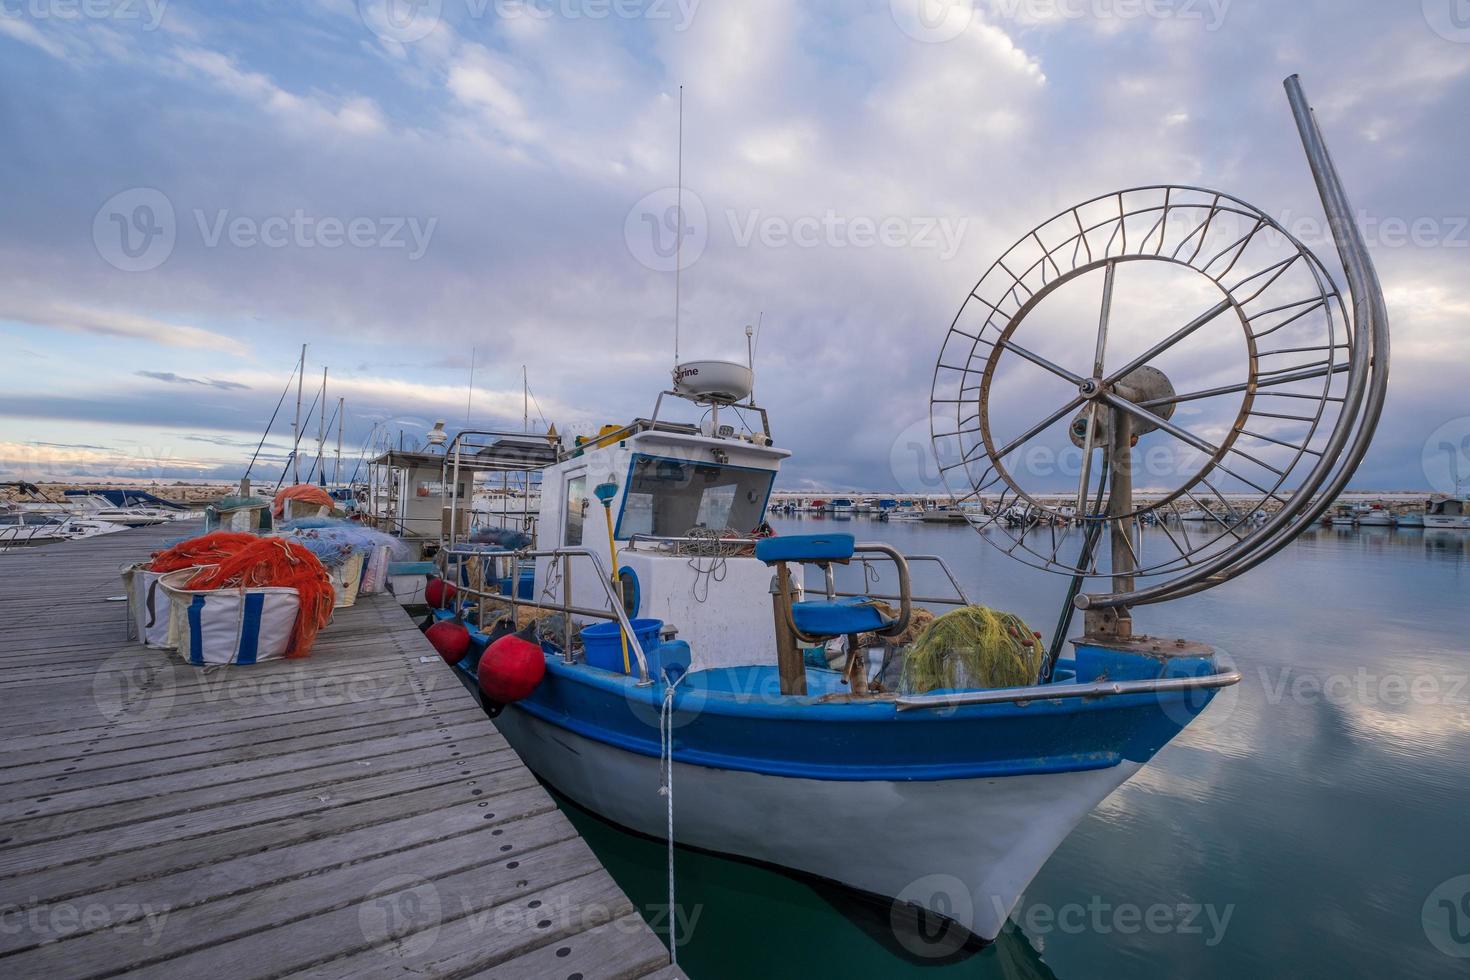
[1081,74,1389,609]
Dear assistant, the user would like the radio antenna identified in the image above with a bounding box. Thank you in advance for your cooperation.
[674,84,684,372]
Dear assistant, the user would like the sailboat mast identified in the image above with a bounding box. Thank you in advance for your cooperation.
[523,365,529,433]
[335,397,344,487]
[317,367,328,481]
[292,344,306,483]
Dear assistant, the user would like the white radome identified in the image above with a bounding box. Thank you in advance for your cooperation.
[672,359,753,402]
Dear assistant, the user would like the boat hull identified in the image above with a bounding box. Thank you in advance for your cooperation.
[493,705,1141,943]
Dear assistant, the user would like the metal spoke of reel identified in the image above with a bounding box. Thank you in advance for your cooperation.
[929,76,1389,634]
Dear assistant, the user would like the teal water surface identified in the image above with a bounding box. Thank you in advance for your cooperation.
[555,517,1470,979]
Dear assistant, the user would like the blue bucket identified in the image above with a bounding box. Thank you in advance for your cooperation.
[580,618,663,674]
[497,568,536,600]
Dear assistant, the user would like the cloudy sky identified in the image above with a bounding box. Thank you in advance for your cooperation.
[0,0,1466,493]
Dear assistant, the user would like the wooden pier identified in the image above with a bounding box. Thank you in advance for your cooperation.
[0,523,680,978]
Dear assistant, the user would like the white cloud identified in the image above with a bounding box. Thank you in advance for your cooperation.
[174,46,387,135]
[0,300,248,356]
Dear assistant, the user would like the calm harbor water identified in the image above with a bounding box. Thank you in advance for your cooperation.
[558,516,1470,979]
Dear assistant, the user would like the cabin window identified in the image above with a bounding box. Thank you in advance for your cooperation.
[564,474,587,546]
[615,454,774,539]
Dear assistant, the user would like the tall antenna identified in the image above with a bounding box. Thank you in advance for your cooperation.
[466,347,476,425]
[749,310,763,405]
[674,84,684,371]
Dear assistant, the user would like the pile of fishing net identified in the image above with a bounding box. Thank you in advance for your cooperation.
[149,531,259,572]
[898,606,1043,693]
[149,532,335,657]
[272,483,337,518]
[278,517,407,568]
[185,538,335,657]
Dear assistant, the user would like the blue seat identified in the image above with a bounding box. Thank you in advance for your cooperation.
[754,533,856,564]
[791,596,893,637]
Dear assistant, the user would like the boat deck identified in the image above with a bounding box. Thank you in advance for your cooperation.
[0,522,680,979]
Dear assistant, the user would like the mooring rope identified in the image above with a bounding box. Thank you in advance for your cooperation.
[679,526,737,603]
[658,672,684,965]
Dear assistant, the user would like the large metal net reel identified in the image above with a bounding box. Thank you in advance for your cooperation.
[929,77,1389,635]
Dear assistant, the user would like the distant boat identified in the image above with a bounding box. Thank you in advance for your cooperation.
[1355,504,1394,527]
[1397,511,1425,528]
[0,507,125,547]
[1424,495,1470,530]
[827,498,854,515]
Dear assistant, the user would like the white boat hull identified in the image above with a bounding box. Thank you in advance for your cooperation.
[1424,515,1470,530]
[494,707,1140,943]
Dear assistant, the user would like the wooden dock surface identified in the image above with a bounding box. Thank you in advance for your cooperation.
[0,523,680,978]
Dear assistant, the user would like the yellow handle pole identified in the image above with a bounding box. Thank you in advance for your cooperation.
[601,503,630,674]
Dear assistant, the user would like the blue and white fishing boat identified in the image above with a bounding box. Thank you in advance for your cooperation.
[427,77,1388,948]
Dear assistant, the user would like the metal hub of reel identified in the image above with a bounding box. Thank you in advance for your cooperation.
[929,77,1389,629]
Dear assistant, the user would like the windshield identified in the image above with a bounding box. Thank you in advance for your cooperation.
[615,454,774,538]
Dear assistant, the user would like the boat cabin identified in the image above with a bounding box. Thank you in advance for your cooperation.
[533,417,789,672]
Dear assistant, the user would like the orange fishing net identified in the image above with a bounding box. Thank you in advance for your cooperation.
[272,483,337,518]
[184,538,336,657]
[149,531,259,572]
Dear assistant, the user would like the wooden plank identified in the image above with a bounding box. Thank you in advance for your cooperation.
[0,522,665,977]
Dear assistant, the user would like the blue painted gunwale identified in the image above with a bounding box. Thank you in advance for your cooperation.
[463,642,1223,782]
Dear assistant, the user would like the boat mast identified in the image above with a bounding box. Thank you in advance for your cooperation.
[317,367,328,483]
[335,397,344,487]
[291,343,306,483]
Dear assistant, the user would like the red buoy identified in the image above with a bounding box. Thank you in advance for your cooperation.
[426,619,471,665]
[478,623,546,704]
[425,578,457,609]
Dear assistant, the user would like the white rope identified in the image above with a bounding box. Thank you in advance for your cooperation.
[658,674,683,965]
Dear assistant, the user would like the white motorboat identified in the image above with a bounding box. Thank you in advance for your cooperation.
[1355,505,1395,527]
[1424,495,1470,530]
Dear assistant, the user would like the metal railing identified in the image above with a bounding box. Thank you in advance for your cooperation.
[626,533,971,608]
[438,544,654,684]
[895,667,1242,711]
